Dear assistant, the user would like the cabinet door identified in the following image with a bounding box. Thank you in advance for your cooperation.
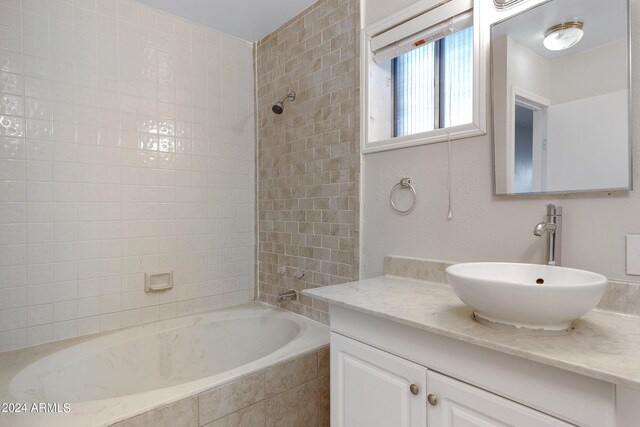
[427,371,574,427]
[331,332,427,427]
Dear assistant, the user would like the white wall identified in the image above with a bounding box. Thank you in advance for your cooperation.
[493,35,550,194]
[546,90,629,191]
[506,37,550,100]
[543,40,630,191]
[361,0,640,284]
[550,40,628,105]
[0,0,255,351]
[363,0,424,27]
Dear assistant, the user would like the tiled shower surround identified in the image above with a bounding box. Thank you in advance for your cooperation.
[256,0,360,322]
[0,0,255,351]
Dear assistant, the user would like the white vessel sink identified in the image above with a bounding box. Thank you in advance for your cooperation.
[446,263,608,332]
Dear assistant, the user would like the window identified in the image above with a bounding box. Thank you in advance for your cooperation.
[364,0,486,153]
[394,26,473,137]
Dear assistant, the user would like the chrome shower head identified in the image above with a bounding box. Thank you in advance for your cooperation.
[272,102,284,115]
[272,91,296,115]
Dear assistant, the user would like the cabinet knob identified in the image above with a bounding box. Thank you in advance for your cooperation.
[409,384,420,395]
[427,393,438,406]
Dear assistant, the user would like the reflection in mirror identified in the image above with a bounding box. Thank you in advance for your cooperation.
[492,0,631,195]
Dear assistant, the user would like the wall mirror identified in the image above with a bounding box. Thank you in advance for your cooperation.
[491,0,631,195]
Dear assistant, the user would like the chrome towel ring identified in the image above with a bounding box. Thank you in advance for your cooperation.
[390,178,416,214]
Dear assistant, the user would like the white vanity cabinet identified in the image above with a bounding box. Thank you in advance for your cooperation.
[326,303,640,427]
[332,332,427,427]
[427,370,572,427]
[332,332,573,427]
[304,275,640,427]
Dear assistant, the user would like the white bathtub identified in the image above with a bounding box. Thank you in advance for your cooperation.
[0,302,329,427]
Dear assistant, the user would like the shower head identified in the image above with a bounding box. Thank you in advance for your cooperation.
[272,102,284,115]
[272,91,296,115]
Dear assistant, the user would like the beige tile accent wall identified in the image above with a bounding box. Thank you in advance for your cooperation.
[255,0,361,323]
[111,347,330,427]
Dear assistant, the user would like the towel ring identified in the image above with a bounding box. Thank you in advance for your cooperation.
[390,178,416,214]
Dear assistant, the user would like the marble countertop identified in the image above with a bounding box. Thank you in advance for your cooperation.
[303,276,640,390]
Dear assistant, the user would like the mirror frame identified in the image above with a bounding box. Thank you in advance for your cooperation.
[489,0,633,196]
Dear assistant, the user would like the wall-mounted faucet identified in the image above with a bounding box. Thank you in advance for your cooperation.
[533,204,562,266]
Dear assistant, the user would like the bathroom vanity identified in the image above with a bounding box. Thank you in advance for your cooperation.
[303,269,640,427]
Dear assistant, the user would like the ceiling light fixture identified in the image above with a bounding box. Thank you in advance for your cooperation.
[543,21,584,51]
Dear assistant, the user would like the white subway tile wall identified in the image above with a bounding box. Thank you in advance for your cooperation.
[0,0,256,352]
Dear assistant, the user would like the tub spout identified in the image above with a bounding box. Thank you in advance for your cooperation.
[276,290,297,303]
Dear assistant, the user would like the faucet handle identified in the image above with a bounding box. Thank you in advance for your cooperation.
[546,204,562,216]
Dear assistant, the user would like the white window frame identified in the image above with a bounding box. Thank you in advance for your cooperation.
[361,0,487,154]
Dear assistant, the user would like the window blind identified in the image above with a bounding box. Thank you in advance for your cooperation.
[442,26,473,127]
[371,0,473,65]
[394,26,473,137]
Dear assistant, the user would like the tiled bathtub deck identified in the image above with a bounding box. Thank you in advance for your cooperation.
[112,347,330,427]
